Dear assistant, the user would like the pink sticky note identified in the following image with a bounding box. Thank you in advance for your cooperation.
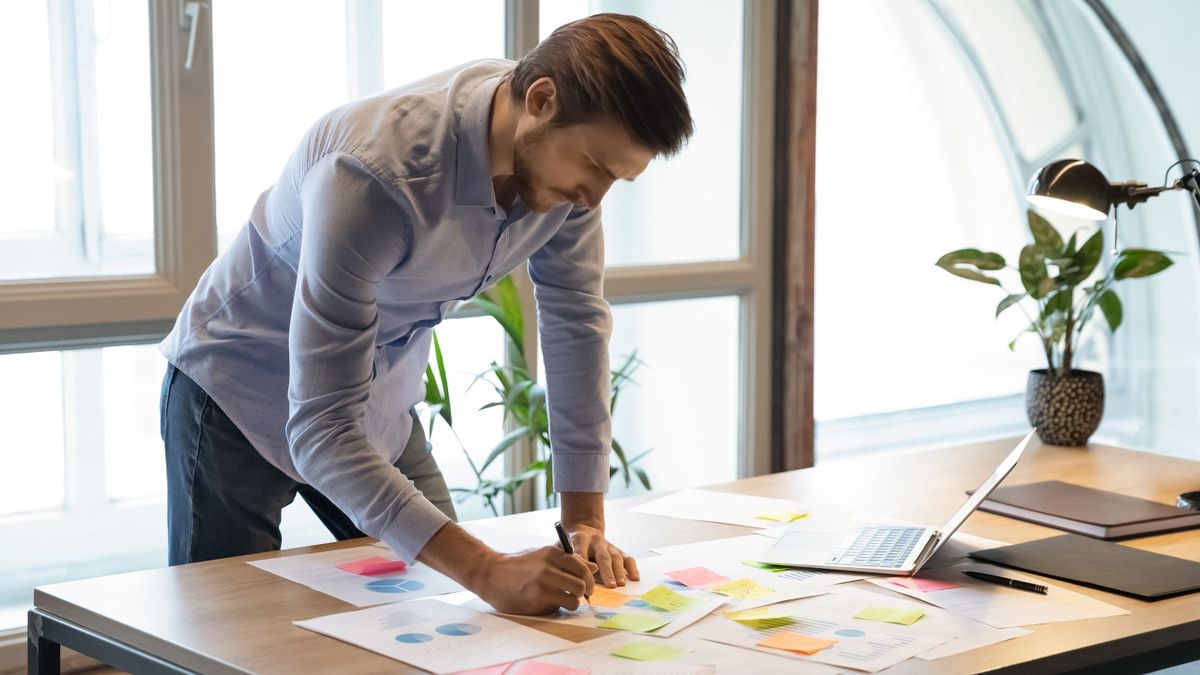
[665,566,731,588]
[511,662,588,675]
[336,556,408,576]
[887,576,961,592]
[454,664,513,675]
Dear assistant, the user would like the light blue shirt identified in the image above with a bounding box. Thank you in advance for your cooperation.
[160,60,613,561]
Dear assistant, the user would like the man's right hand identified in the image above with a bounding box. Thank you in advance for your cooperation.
[477,546,598,615]
[416,523,597,616]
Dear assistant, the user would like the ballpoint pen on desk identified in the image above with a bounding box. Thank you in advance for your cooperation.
[554,521,592,603]
[963,570,1048,595]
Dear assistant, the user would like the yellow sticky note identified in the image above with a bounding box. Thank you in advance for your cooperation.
[757,511,808,523]
[597,613,671,633]
[854,606,926,625]
[588,586,637,608]
[710,578,775,600]
[723,606,793,622]
[758,632,837,655]
[611,641,688,662]
[640,585,701,612]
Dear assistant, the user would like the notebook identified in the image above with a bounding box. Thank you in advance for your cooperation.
[968,480,1200,539]
[970,534,1200,600]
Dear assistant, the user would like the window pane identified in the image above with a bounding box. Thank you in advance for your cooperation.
[607,297,740,495]
[381,1,505,88]
[0,0,154,281]
[103,346,166,501]
[814,0,1045,424]
[0,352,65,516]
[539,1,743,267]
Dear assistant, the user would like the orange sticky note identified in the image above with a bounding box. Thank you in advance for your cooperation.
[757,632,837,655]
[336,556,408,576]
[588,586,637,608]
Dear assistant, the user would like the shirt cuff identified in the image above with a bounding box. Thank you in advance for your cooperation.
[554,452,611,493]
[378,496,453,562]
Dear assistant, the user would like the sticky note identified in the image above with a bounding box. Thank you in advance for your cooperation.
[854,606,926,625]
[757,510,808,523]
[742,560,792,573]
[887,576,962,593]
[511,662,589,675]
[666,566,731,588]
[723,606,794,622]
[597,613,671,633]
[709,578,775,600]
[640,585,701,612]
[336,556,408,576]
[455,664,512,675]
[611,640,689,662]
[757,632,837,655]
[588,586,637,608]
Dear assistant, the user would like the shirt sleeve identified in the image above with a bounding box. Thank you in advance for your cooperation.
[527,205,613,493]
[285,152,450,561]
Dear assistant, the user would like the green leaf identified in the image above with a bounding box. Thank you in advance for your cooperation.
[1071,229,1104,282]
[996,293,1026,318]
[474,275,526,356]
[1019,245,1050,298]
[1062,231,1078,257]
[936,249,1005,286]
[479,425,534,474]
[1097,289,1123,331]
[432,331,452,427]
[1043,289,1073,317]
[1114,249,1173,279]
[634,467,652,490]
[1027,210,1063,250]
[611,438,631,488]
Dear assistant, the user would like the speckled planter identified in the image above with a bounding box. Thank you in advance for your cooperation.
[1026,369,1104,446]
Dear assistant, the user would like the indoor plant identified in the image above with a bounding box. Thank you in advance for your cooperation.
[423,275,651,516]
[936,209,1173,445]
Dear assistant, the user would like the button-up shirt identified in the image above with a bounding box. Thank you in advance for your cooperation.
[159,59,613,561]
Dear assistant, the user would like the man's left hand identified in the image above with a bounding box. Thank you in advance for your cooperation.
[560,491,640,588]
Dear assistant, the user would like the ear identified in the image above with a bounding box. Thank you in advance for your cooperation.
[523,76,558,121]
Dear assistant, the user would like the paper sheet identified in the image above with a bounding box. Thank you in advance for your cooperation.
[466,591,728,638]
[649,535,868,590]
[248,545,462,607]
[294,598,576,674]
[630,489,812,529]
[865,561,1130,628]
[516,632,841,675]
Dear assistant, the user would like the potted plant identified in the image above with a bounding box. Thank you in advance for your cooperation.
[936,210,1173,445]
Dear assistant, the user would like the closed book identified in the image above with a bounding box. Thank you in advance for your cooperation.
[968,480,1200,539]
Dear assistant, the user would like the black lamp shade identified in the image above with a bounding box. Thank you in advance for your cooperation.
[1026,159,1110,220]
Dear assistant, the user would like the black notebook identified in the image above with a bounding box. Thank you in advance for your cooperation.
[970,534,1200,601]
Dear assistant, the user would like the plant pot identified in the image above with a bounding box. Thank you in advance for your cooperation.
[1026,369,1104,446]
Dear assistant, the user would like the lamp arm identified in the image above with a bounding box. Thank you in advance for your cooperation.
[1179,169,1200,212]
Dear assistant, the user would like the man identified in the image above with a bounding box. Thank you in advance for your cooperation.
[159,13,693,615]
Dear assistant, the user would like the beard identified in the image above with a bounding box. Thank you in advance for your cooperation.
[511,124,555,212]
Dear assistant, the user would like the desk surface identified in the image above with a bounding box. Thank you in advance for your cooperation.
[34,437,1200,674]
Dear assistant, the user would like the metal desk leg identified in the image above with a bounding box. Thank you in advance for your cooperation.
[27,611,61,675]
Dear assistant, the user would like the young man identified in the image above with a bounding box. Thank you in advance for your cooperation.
[158,13,693,615]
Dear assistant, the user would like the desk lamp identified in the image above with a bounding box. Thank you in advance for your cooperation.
[1026,158,1200,511]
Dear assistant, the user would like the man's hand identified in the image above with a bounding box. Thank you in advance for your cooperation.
[478,546,599,615]
[560,491,640,589]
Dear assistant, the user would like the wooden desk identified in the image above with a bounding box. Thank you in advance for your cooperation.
[28,438,1200,674]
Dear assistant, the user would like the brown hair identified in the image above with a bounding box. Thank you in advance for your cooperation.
[506,13,694,157]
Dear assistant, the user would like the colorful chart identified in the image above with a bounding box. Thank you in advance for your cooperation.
[366,578,427,594]
[836,628,866,638]
[435,623,482,637]
[394,632,433,644]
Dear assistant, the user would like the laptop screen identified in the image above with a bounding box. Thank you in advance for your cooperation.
[921,430,1036,564]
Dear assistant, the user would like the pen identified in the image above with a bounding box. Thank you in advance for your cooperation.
[554,521,591,602]
[963,570,1047,594]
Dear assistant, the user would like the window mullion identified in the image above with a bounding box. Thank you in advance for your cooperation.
[61,349,110,511]
[71,0,105,266]
[46,0,85,255]
[346,0,384,99]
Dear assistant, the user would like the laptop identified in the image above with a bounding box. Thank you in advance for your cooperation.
[759,429,1036,576]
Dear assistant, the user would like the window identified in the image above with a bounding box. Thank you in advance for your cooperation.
[0,0,774,638]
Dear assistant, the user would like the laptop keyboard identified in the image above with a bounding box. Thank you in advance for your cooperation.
[833,526,925,568]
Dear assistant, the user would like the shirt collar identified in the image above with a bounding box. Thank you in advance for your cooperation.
[454,73,505,209]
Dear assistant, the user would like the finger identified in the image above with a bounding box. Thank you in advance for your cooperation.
[593,544,617,588]
[550,549,595,593]
[624,554,640,581]
[547,569,586,607]
[609,546,626,585]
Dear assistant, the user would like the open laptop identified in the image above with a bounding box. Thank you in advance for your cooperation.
[759,429,1036,576]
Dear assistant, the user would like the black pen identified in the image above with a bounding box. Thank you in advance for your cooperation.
[554,521,591,602]
[963,570,1047,594]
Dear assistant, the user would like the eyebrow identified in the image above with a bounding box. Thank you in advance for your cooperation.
[587,154,623,181]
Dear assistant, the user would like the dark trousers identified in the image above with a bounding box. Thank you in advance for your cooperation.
[160,365,456,565]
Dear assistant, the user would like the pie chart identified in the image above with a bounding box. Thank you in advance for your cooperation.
[394,633,433,644]
[366,578,427,593]
[435,623,482,637]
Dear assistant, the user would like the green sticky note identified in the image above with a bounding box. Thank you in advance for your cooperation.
[709,578,775,600]
[611,641,688,662]
[640,585,701,612]
[854,606,926,625]
[597,613,671,633]
[742,560,792,573]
